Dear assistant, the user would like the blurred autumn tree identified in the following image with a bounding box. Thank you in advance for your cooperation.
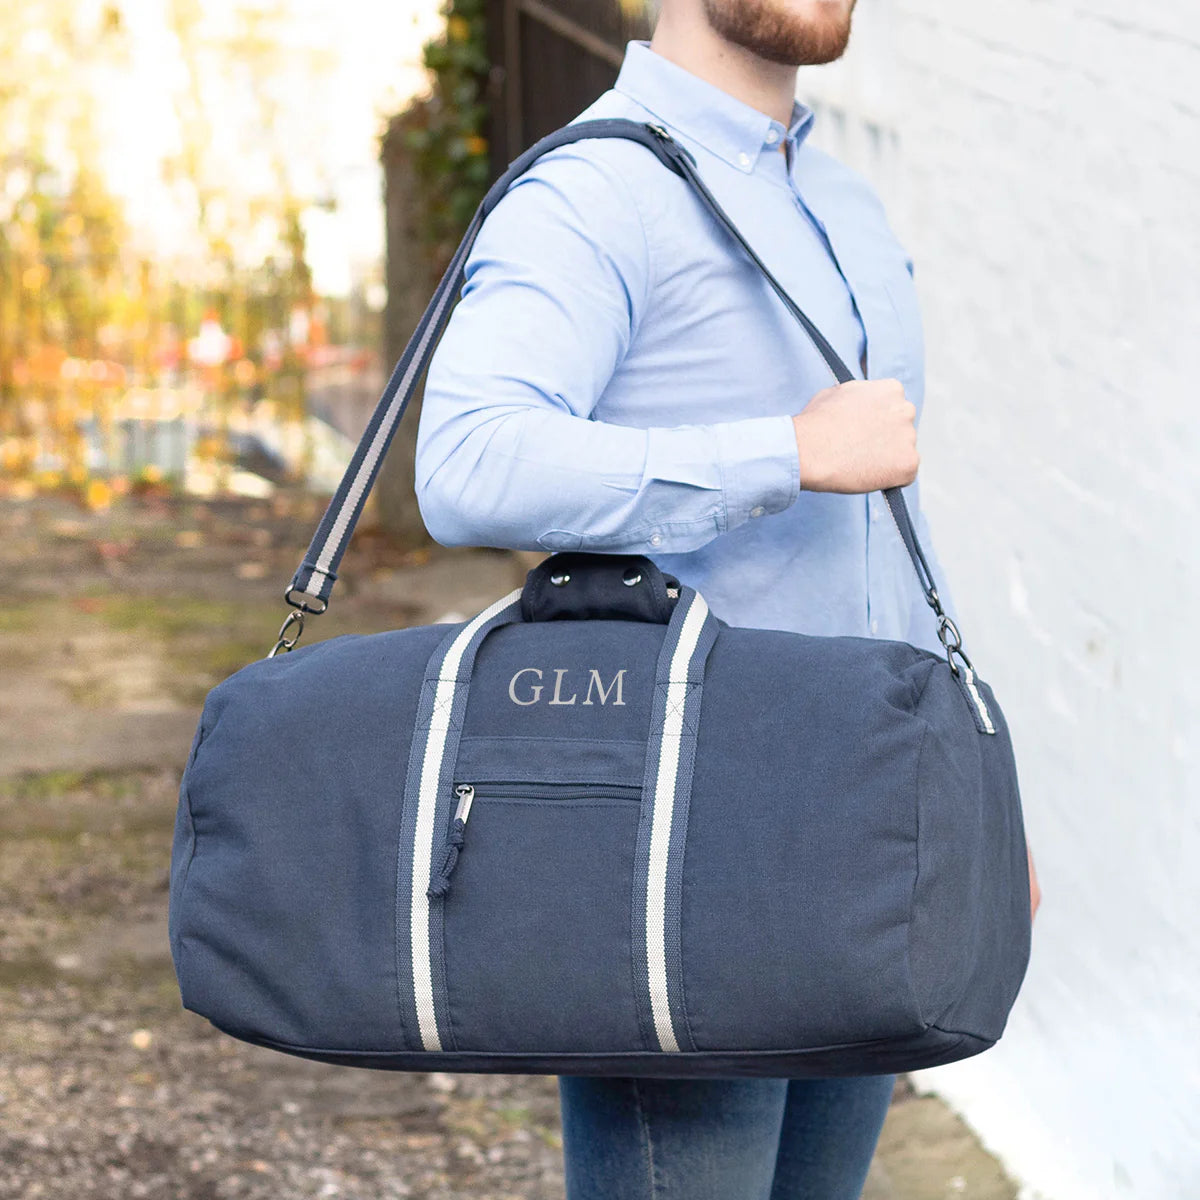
[0,4,128,487]
[0,1,349,502]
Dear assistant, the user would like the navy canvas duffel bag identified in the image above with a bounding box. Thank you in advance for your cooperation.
[168,120,1031,1078]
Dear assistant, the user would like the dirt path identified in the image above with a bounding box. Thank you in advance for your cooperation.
[0,495,1018,1200]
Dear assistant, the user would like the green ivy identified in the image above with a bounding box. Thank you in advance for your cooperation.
[404,0,491,270]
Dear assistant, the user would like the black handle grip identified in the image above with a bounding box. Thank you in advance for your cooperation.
[519,553,679,624]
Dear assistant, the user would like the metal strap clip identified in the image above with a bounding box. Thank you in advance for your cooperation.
[268,610,305,658]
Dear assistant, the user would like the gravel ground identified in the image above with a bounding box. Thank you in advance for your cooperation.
[0,495,1018,1200]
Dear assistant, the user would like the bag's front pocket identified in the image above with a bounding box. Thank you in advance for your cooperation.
[439,779,644,1054]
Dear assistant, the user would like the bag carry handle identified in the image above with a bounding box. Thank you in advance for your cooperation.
[274,118,967,671]
[520,553,679,624]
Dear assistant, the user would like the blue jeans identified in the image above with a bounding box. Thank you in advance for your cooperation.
[559,1075,895,1200]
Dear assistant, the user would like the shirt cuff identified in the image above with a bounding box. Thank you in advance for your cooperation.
[715,414,802,530]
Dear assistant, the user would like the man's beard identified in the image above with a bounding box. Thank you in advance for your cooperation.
[701,0,857,67]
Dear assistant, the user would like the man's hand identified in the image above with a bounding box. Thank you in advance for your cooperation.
[793,378,919,493]
[1028,843,1041,924]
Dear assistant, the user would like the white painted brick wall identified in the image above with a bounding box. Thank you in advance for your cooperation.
[802,3,1200,1197]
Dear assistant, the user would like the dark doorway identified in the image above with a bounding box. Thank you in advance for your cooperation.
[484,0,653,175]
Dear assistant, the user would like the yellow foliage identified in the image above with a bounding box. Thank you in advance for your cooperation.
[447,15,470,41]
[85,479,113,511]
[1,441,24,472]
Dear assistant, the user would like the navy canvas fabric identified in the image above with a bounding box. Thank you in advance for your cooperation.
[169,557,1031,1079]
[171,121,1032,1079]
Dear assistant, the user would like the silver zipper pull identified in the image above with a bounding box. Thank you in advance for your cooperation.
[453,784,475,824]
[429,785,475,900]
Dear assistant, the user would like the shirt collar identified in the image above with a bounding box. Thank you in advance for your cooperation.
[613,40,814,174]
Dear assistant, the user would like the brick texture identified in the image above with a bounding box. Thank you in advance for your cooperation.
[803,4,1200,1197]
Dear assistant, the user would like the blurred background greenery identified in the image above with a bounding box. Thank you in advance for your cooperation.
[0,0,446,511]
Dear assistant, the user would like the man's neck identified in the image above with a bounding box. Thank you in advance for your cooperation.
[649,9,799,127]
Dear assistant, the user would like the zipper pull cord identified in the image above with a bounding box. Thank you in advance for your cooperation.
[427,785,474,899]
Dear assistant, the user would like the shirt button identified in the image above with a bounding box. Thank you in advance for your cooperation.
[870,618,880,634]
[765,128,780,146]
[649,533,663,547]
[749,505,765,518]
[737,151,751,169]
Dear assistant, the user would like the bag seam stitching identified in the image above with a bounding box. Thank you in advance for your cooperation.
[171,720,208,973]
[906,717,931,1031]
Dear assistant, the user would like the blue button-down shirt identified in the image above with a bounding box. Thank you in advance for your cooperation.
[417,39,957,656]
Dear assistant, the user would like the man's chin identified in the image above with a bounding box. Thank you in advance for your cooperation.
[702,0,857,68]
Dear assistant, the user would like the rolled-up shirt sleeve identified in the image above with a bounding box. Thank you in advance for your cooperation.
[415,145,801,554]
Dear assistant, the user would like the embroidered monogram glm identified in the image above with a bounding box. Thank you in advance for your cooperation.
[507,667,628,706]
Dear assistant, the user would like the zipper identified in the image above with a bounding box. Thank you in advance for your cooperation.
[427,785,474,899]
[453,782,475,822]
[461,781,641,803]
[426,781,640,899]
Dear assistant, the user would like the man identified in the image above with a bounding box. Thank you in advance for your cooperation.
[416,1,1038,1195]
